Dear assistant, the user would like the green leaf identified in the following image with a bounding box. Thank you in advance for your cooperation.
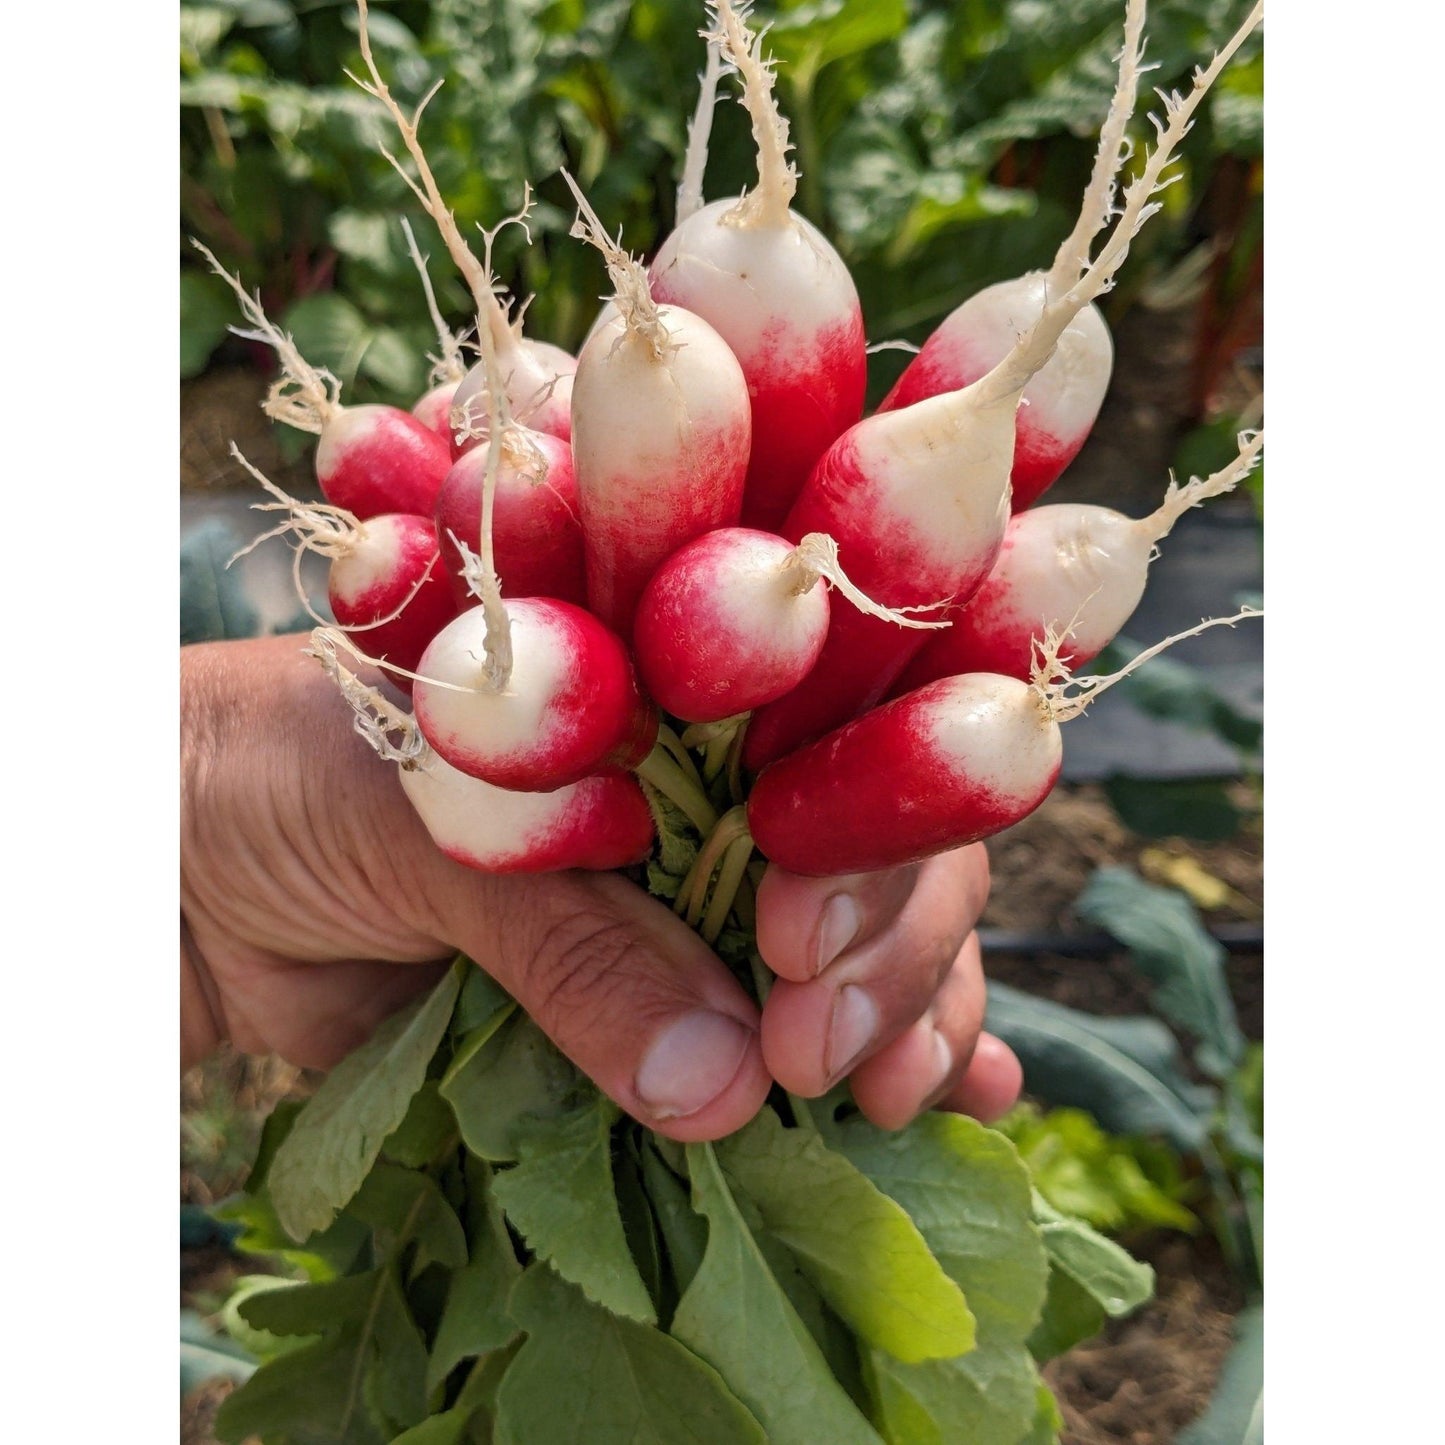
[383,1082,459,1168]
[831,1113,1049,1445]
[769,0,910,84]
[439,1011,584,1162]
[1103,775,1246,842]
[220,1275,314,1360]
[491,1096,656,1324]
[717,1107,975,1363]
[180,520,261,645]
[1027,1196,1154,1362]
[180,268,241,378]
[363,1266,432,1436]
[1177,1304,1263,1445]
[1017,1382,1065,1445]
[268,963,463,1241]
[616,1134,666,1317]
[451,965,515,1041]
[984,982,1213,1150]
[672,1141,883,1445]
[494,1265,767,1445]
[427,1168,522,1395]
[640,1140,708,1306]
[1077,866,1246,1077]
[995,1105,1196,1233]
[347,1162,469,1275]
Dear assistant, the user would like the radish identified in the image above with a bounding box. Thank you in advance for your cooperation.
[310,632,655,871]
[743,1,1264,771]
[195,243,453,520]
[412,599,658,793]
[647,0,867,532]
[894,430,1264,691]
[432,428,586,609]
[632,528,944,725]
[876,0,1147,512]
[565,175,751,640]
[229,448,459,690]
[747,610,1260,876]
[352,0,573,449]
[449,338,576,455]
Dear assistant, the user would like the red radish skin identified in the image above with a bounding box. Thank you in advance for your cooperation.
[401,755,656,872]
[650,201,866,531]
[565,180,751,640]
[632,528,831,723]
[878,277,1114,512]
[747,674,1063,877]
[742,395,1013,770]
[894,432,1265,691]
[314,404,453,519]
[413,598,658,793]
[327,513,459,687]
[648,2,867,530]
[433,428,585,609]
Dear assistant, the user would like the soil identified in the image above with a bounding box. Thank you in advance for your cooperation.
[179,294,1263,1444]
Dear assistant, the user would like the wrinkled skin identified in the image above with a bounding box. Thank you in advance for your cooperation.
[181,636,1021,1141]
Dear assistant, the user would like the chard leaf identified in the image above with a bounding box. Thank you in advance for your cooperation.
[832,1113,1048,1445]
[718,1107,975,1363]
[268,963,462,1241]
[494,1265,767,1445]
[1076,865,1246,1078]
[491,1096,656,1324]
[672,1141,883,1445]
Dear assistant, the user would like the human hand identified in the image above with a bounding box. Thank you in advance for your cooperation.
[181,634,1021,1141]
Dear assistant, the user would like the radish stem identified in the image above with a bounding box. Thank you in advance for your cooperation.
[701,833,755,944]
[636,745,720,836]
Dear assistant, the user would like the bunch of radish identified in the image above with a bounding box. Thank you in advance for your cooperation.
[212,0,1263,915]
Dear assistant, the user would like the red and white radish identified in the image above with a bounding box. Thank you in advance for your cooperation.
[229,448,458,689]
[632,528,944,725]
[449,337,576,454]
[432,428,586,609]
[311,631,655,871]
[565,176,751,639]
[876,0,1150,511]
[742,2,1263,771]
[747,610,1260,876]
[647,1,866,532]
[196,243,453,520]
[895,430,1264,690]
[412,599,658,793]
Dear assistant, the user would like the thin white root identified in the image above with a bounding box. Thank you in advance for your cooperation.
[307,627,428,766]
[977,1,1264,406]
[1047,0,1148,293]
[1034,606,1262,724]
[191,240,340,435]
[350,0,516,352]
[401,216,469,385]
[709,0,797,226]
[1144,428,1264,541]
[678,35,727,223]
[784,534,953,629]
[561,170,672,359]
[865,339,922,355]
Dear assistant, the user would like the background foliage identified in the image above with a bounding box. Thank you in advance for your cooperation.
[181,0,1262,408]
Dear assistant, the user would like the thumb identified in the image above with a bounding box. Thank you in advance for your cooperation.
[421,865,773,1142]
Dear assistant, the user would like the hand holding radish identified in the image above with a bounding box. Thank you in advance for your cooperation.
[181,636,1019,1137]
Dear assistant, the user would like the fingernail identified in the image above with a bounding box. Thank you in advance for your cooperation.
[814,892,862,976]
[826,985,880,1081]
[926,1029,954,1103]
[635,1011,753,1120]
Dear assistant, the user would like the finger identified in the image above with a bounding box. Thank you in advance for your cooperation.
[932,1032,1024,1124]
[757,845,990,1098]
[846,931,988,1130]
[419,865,772,1142]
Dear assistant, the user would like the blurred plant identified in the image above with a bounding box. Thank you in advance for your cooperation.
[181,0,1262,408]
